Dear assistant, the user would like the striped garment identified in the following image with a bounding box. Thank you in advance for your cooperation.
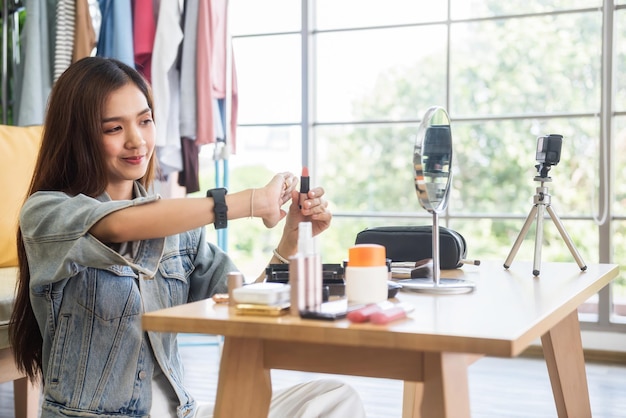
[54,0,75,82]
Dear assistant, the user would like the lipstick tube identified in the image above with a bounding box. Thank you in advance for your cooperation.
[299,167,310,209]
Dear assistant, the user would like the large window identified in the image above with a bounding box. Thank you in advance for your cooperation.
[200,0,626,331]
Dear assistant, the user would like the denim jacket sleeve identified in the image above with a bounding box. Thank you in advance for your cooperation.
[20,190,162,287]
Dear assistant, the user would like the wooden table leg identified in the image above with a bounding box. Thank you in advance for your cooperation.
[213,337,272,418]
[541,310,592,418]
[402,381,424,418]
[403,352,471,418]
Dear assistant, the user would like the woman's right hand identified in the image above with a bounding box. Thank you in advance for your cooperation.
[255,172,298,228]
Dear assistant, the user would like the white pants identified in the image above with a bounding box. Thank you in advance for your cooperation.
[194,378,367,418]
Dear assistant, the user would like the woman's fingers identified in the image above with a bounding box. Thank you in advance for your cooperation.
[299,187,327,212]
[278,172,298,204]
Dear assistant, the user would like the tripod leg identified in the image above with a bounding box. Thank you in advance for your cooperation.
[545,206,587,271]
[504,205,538,269]
[533,204,546,276]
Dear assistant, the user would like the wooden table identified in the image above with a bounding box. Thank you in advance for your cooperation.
[142,261,618,418]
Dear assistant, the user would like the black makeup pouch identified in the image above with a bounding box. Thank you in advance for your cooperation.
[355,225,467,269]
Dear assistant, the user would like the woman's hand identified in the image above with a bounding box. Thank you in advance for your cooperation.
[275,186,332,258]
[254,178,332,281]
[256,172,299,228]
[287,187,331,236]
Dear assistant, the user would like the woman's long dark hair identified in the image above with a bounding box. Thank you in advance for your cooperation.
[10,57,157,381]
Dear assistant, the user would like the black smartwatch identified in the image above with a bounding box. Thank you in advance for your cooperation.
[206,188,228,229]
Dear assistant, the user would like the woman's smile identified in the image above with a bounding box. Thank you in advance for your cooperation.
[122,155,146,165]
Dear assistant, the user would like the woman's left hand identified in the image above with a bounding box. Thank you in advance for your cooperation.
[288,187,331,236]
[275,187,332,257]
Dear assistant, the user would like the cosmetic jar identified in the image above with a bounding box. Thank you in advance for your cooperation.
[345,244,388,304]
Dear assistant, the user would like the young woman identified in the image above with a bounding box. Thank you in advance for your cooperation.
[10,57,365,418]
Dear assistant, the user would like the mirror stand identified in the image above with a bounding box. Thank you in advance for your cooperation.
[400,212,476,294]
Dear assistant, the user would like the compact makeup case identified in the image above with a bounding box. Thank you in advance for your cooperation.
[355,225,467,269]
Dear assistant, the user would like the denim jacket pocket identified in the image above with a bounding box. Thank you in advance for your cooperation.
[47,314,70,385]
[79,268,142,321]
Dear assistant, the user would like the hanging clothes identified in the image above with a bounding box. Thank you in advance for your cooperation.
[177,0,200,193]
[55,0,97,80]
[53,0,75,82]
[151,0,184,176]
[16,0,99,126]
[196,0,238,152]
[133,0,156,83]
[178,0,226,143]
[13,0,237,191]
[96,0,134,68]
[179,0,198,141]
[15,0,53,127]
[178,137,200,193]
[73,0,98,62]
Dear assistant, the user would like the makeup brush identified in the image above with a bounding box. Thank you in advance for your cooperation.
[410,258,433,278]
[390,259,433,279]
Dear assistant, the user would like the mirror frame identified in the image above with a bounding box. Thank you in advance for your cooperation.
[413,106,453,214]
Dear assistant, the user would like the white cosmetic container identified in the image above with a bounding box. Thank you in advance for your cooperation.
[345,244,388,304]
[232,282,290,305]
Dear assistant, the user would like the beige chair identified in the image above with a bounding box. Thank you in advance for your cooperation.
[0,124,43,418]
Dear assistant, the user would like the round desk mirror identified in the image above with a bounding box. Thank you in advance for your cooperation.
[415,106,452,214]
[401,106,475,294]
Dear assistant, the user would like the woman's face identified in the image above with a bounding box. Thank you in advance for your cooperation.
[101,83,155,199]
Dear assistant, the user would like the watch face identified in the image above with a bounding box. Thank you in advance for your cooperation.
[207,187,228,197]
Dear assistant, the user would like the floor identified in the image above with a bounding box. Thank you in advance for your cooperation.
[1,334,625,417]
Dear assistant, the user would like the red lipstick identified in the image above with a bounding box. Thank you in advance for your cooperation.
[299,166,310,209]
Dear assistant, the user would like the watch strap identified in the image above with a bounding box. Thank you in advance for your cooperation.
[206,188,228,229]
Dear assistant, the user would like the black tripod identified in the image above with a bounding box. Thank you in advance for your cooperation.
[503,169,587,276]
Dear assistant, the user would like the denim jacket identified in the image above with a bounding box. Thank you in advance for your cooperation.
[20,182,236,418]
